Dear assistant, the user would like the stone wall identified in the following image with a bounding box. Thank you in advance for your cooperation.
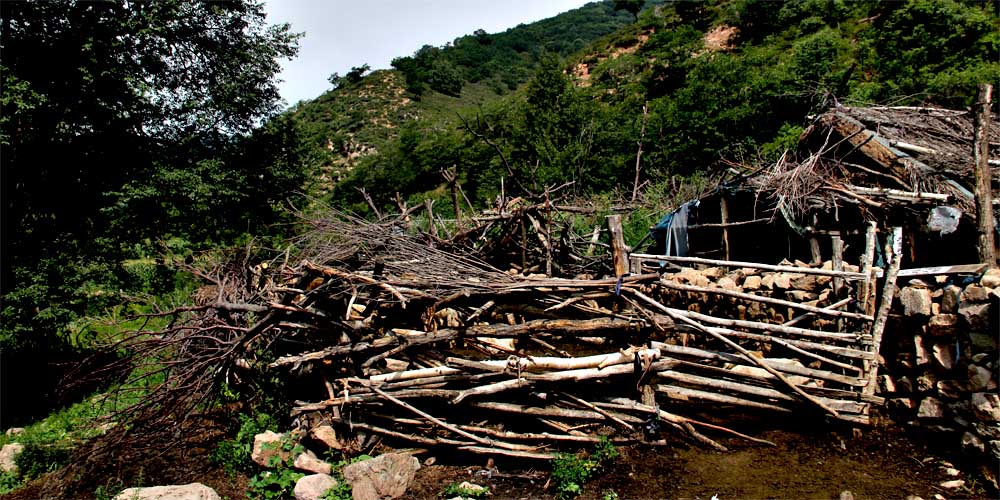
[881,269,1000,487]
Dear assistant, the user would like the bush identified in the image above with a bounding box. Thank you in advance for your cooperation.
[210,412,278,477]
[550,437,619,499]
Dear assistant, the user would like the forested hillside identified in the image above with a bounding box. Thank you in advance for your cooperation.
[289,0,997,215]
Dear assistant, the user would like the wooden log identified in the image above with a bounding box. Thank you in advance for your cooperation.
[457,446,554,460]
[470,402,645,423]
[783,298,852,327]
[629,254,879,279]
[860,222,878,316]
[629,289,842,418]
[831,233,845,332]
[459,425,636,444]
[558,392,635,431]
[864,227,902,396]
[720,197,731,261]
[598,398,776,447]
[607,214,629,277]
[452,378,531,404]
[656,384,792,413]
[896,263,989,277]
[654,279,873,322]
[424,199,438,239]
[651,342,866,387]
[973,84,996,265]
[770,338,862,374]
[660,304,864,344]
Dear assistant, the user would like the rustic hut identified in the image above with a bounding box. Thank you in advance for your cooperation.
[648,105,1000,268]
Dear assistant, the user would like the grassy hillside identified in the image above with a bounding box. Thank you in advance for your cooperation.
[289,0,998,215]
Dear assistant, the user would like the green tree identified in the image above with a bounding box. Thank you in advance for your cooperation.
[0,0,300,425]
[613,0,644,21]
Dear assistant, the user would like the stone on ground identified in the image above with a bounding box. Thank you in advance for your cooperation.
[294,473,338,500]
[0,443,24,473]
[294,449,333,475]
[113,483,221,500]
[343,452,420,500]
[251,430,290,467]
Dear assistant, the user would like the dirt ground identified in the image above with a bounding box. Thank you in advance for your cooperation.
[4,416,992,500]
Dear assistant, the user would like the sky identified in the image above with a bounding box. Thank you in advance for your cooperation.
[263,0,592,107]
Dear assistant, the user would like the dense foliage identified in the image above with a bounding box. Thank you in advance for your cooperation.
[0,0,302,424]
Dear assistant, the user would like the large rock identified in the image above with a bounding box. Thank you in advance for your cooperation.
[931,342,956,370]
[294,449,332,475]
[717,276,740,291]
[294,474,338,500]
[968,365,997,392]
[918,397,945,419]
[940,285,961,314]
[925,314,958,337]
[972,392,1000,422]
[311,425,347,451]
[961,285,991,303]
[742,275,762,291]
[0,443,24,473]
[343,453,420,500]
[674,268,709,287]
[252,431,291,468]
[113,483,221,500]
[959,303,991,331]
[981,268,1000,288]
[899,287,933,316]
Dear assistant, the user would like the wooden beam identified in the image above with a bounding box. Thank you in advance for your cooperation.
[720,196,731,261]
[607,214,628,277]
[629,253,881,280]
[974,83,997,266]
[864,227,903,396]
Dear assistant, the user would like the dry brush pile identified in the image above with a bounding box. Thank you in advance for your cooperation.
[91,204,884,463]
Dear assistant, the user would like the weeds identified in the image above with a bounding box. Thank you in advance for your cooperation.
[551,437,619,499]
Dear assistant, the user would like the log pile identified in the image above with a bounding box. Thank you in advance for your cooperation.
[102,205,896,462]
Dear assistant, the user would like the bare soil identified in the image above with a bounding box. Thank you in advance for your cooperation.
[4,415,991,500]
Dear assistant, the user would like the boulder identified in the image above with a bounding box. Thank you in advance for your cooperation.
[0,443,24,473]
[294,449,332,475]
[4,428,24,437]
[980,268,1000,288]
[761,274,775,290]
[701,267,724,279]
[772,273,792,290]
[742,275,762,291]
[961,431,985,453]
[252,431,290,468]
[961,285,991,303]
[113,483,221,500]
[311,425,347,451]
[790,274,821,292]
[940,285,961,314]
[899,287,932,317]
[917,397,945,419]
[925,314,958,337]
[717,276,740,291]
[931,342,956,370]
[971,392,1000,422]
[968,365,997,392]
[959,303,991,331]
[675,268,709,287]
[936,380,964,399]
[343,453,420,500]
[294,474,338,500]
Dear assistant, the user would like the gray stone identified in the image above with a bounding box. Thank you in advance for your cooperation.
[113,483,221,500]
[918,397,945,419]
[786,290,817,302]
[701,267,724,279]
[0,443,24,473]
[4,428,24,437]
[968,365,997,392]
[972,392,1000,422]
[772,273,792,290]
[940,285,962,314]
[252,430,290,468]
[900,287,933,316]
[743,275,762,290]
[717,276,740,291]
[961,431,985,453]
[982,268,1000,288]
[959,303,991,331]
[791,274,821,292]
[343,453,420,500]
[294,449,332,475]
[925,314,959,337]
[294,474,338,500]
[963,284,991,303]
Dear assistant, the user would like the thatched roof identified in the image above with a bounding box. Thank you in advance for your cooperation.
[752,105,1000,218]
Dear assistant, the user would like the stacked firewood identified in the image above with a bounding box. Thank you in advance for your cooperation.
[102,207,886,458]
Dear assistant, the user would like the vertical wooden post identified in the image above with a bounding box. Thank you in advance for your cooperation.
[720,196,731,261]
[809,214,822,265]
[864,227,902,397]
[860,222,878,316]
[607,214,628,277]
[831,233,844,332]
[424,199,438,239]
[973,83,996,266]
